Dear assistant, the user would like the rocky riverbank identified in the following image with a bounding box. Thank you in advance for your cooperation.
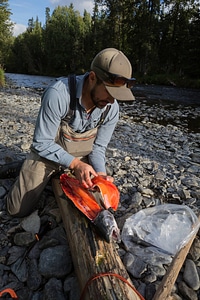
[0,85,200,300]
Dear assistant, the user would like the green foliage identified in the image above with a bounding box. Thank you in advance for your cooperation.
[6,18,45,74]
[44,5,88,75]
[0,66,5,86]
[1,0,200,87]
[0,0,13,66]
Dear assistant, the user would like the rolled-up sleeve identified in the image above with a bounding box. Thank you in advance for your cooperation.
[32,83,75,167]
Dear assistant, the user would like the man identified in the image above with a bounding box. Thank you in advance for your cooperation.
[6,48,135,217]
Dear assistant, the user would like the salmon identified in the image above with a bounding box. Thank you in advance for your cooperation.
[91,175,120,211]
[60,174,120,242]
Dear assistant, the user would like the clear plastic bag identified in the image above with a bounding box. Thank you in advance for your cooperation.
[122,204,200,256]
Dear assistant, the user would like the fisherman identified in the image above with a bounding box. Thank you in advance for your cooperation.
[6,48,135,217]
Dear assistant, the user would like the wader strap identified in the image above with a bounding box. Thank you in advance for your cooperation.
[68,74,77,110]
[97,105,111,126]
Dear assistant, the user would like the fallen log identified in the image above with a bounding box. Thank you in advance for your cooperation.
[52,178,144,300]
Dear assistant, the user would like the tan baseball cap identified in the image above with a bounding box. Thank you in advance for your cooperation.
[91,48,135,101]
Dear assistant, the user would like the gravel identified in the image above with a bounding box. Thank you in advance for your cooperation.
[0,84,200,300]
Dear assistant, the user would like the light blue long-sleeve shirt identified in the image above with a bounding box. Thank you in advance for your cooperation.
[32,73,119,173]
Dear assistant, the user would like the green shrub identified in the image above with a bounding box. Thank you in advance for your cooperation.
[0,67,5,87]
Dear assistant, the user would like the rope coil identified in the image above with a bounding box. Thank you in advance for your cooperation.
[80,272,145,300]
[0,288,18,299]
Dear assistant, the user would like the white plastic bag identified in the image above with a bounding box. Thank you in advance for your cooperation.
[122,204,200,256]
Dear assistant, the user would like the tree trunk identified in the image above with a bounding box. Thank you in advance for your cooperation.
[52,178,143,300]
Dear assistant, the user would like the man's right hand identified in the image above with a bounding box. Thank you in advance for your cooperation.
[69,158,98,188]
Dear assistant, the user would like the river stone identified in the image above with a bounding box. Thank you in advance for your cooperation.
[20,210,40,234]
[28,241,42,260]
[0,248,8,264]
[150,264,167,277]
[0,264,10,276]
[143,197,156,207]
[181,177,199,188]
[177,188,191,199]
[7,246,26,265]
[14,231,36,246]
[138,186,154,197]
[39,245,72,278]
[178,281,198,300]
[14,286,32,299]
[43,278,66,300]
[0,186,7,198]
[31,291,43,300]
[11,257,28,282]
[47,226,68,245]
[144,272,157,283]
[131,191,143,207]
[145,283,157,300]
[64,276,80,300]
[189,238,200,261]
[27,258,42,291]
[183,259,200,290]
[187,165,200,174]
[137,282,146,299]
[21,143,30,150]
[169,293,183,300]
[123,252,147,278]
[190,153,200,163]
[38,236,59,250]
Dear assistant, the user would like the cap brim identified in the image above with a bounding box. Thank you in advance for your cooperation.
[105,85,135,101]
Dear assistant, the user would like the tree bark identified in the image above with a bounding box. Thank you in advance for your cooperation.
[52,178,143,300]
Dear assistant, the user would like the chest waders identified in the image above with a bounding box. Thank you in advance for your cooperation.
[55,75,110,157]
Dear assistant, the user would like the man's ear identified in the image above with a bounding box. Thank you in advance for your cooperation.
[89,71,97,83]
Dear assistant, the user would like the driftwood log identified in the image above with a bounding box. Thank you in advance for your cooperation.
[52,178,143,300]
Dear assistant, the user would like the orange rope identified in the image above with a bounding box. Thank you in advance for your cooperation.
[80,272,145,300]
[0,288,18,299]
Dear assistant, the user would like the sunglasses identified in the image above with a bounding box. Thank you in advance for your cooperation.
[94,66,136,88]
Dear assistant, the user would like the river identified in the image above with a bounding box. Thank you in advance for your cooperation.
[5,72,200,106]
[5,73,55,89]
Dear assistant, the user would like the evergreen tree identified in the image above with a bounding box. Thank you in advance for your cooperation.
[44,5,91,75]
[0,0,13,67]
[7,17,44,74]
[4,0,200,83]
[184,4,200,78]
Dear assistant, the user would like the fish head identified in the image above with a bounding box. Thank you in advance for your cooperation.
[93,209,121,243]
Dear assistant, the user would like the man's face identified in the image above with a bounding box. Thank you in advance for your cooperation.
[90,82,115,109]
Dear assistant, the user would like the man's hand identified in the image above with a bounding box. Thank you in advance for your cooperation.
[97,172,114,183]
[69,158,98,188]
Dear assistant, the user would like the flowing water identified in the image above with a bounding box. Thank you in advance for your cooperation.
[5,73,55,89]
[5,73,200,105]
[4,73,200,132]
